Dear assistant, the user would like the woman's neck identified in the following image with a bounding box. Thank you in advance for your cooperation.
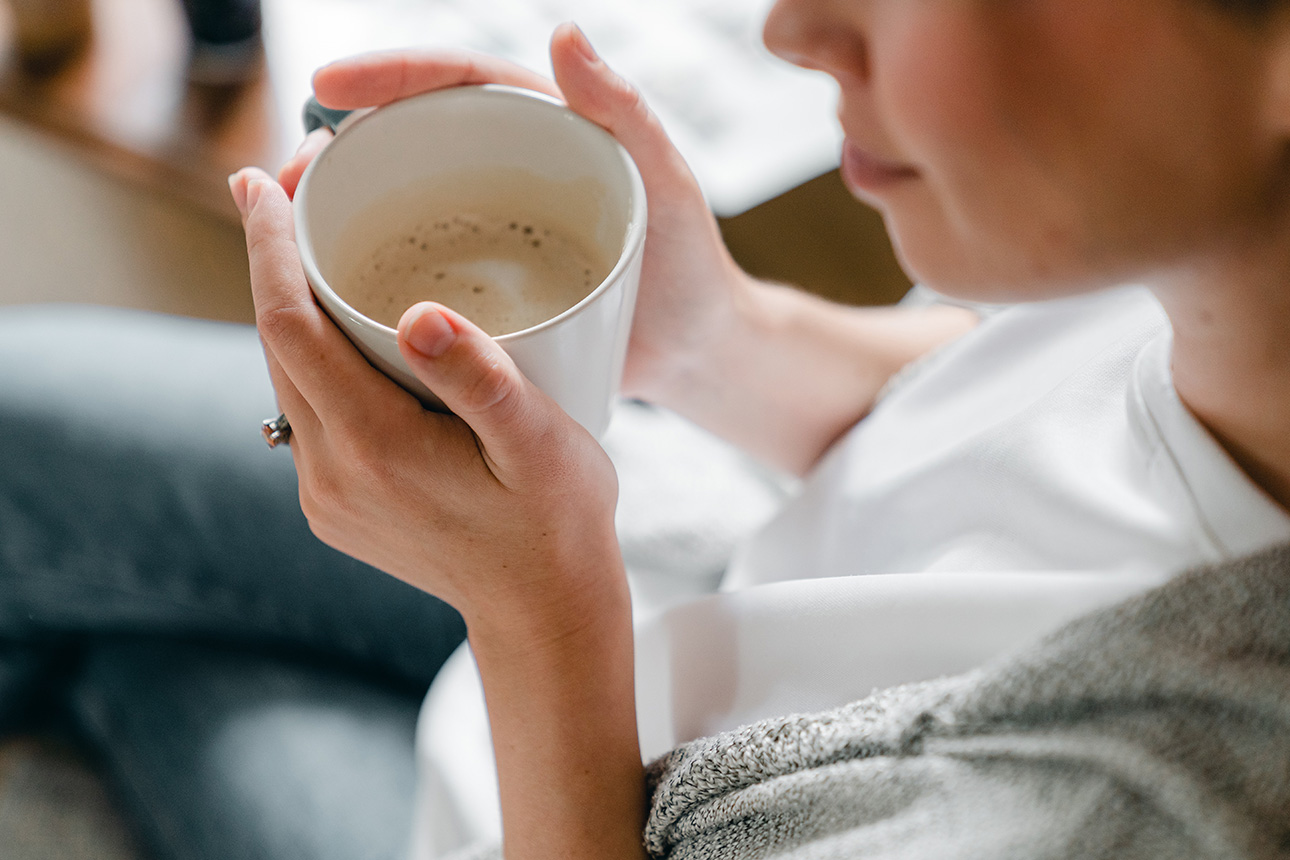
[1153,245,1290,513]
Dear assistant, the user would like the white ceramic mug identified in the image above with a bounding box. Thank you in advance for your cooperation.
[293,85,647,438]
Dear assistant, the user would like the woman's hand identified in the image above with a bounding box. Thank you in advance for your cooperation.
[232,171,646,860]
[230,168,621,630]
[279,23,750,412]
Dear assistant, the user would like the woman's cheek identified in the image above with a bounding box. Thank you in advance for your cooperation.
[873,47,1012,292]
[875,4,999,158]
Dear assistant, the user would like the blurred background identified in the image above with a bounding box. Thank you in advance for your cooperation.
[0,0,907,855]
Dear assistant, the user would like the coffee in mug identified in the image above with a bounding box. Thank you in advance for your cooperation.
[333,170,614,336]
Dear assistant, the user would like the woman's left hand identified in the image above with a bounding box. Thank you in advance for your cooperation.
[229,168,623,631]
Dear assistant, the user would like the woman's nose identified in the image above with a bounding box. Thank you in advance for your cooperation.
[763,0,868,84]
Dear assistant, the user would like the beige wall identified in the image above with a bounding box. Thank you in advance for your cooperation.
[0,116,254,324]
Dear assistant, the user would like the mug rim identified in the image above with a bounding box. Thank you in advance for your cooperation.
[293,84,648,345]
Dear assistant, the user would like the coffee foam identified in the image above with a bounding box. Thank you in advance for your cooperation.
[327,169,617,336]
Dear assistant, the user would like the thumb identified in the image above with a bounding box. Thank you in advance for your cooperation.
[550,22,702,203]
[397,303,554,471]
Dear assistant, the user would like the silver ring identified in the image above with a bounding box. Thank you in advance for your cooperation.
[261,413,292,448]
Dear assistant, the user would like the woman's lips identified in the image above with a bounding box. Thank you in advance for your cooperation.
[840,139,919,197]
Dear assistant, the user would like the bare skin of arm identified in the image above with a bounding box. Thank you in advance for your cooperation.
[646,278,977,475]
[470,557,645,860]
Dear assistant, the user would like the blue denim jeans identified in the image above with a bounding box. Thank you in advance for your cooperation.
[0,305,467,860]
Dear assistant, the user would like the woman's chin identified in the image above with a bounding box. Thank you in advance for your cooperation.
[887,220,1100,304]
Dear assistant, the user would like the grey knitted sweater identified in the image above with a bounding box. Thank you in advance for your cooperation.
[456,544,1290,859]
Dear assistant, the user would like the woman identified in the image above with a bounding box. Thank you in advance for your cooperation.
[2,0,1287,857]
[227,0,1290,857]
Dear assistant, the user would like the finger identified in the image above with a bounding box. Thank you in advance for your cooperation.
[260,335,320,443]
[312,49,562,110]
[260,342,320,495]
[233,167,403,425]
[397,303,561,475]
[278,128,334,200]
[550,23,703,204]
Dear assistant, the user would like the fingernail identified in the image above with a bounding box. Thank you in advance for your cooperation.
[228,172,248,216]
[568,22,598,63]
[245,179,266,214]
[406,306,456,358]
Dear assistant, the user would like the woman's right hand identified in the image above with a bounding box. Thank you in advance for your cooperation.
[279,23,750,412]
